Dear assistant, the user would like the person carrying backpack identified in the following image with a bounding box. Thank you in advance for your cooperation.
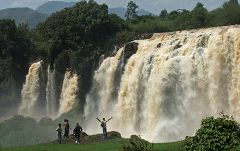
[73,123,82,144]
[96,117,113,139]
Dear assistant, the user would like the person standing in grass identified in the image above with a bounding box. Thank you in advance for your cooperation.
[96,117,113,139]
[56,124,62,144]
[73,123,83,144]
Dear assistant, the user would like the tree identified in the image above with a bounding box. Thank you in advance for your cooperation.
[191,2,208,28]
[221,0,240,25]
[37,0,122,66]
[185,115,240,151]
[159,9,168,19]
[0,19,34,107]
[167,10,181,20]
[125,1,139,20]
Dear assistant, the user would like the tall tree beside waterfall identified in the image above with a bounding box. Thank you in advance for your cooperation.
[125,1,139,20]
[221,0,240,25]
[191,3,208,28]
[0,19,34,112]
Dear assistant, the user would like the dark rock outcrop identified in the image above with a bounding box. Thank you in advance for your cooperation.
[123,42,139,63]
[60,131,121,144]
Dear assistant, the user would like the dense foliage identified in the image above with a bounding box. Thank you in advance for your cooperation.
[0,20,35,112]
[129,0,240,33]
[185,115,240,151]
[37,0,125,66]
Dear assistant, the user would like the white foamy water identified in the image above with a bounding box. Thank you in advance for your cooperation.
[58,70,79,116]
[19,61,43,118]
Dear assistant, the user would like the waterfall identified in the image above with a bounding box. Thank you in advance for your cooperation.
[84,49,124,133]
[84,26,240,142]
[46,66,57,118]
[58,70,79,116]
[19,61,43,118]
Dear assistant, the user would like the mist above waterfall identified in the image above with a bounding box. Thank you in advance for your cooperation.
[84,26,240,142]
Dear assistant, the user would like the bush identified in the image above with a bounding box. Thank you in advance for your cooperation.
[185,115,240,151]
[130,19,171,34]
[120,137,159,151]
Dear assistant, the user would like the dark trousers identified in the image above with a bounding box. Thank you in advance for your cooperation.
[103,127,107,139]
[64,129,69,137]
[58,134,62,144]
[75,133,80,143]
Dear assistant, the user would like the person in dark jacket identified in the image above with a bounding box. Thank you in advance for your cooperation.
[56,124,62,144]
[73,123,82,144]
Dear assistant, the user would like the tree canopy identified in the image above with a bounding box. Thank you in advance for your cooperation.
[125,1,139,20]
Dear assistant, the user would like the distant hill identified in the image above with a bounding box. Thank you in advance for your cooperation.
[0,7,48,28]
[37,1,154,18]
[138,9,154,16]
[36,1,76,15]
[108,7,126,18]
[0,2,154,29]
[107,7,154,19]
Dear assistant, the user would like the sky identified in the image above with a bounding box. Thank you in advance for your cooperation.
[0,0,230,14]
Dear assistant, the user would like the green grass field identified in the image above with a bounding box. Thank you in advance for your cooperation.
[0,138,186,151]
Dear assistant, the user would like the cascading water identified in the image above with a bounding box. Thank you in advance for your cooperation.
[19,61,43,118]
[46,66,57,118]
[19,62,79,118]
[58,70,79,116]
[84,26,240,142]
[84,49,124,133]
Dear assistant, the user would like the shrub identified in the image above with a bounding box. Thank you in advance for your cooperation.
[120,137,159,151]
[185,114,240,151]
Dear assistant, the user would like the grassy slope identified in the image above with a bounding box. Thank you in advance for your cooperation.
[0,139,185,151]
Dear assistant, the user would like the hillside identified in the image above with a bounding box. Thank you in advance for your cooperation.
[0,7,47,28]
[36,1,76,15]
[109,7,153,19]
[36,1,153,18]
